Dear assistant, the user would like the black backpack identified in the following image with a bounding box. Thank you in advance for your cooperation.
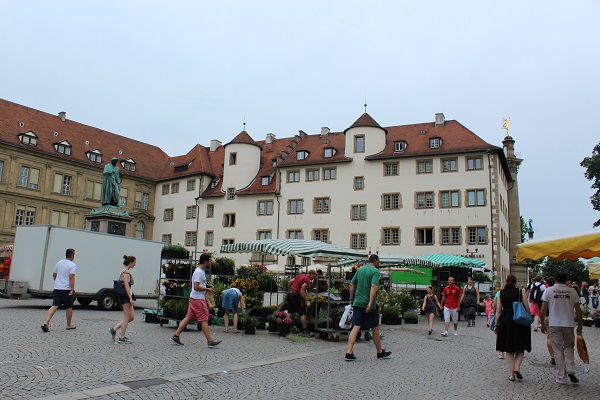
[529,284,543,307]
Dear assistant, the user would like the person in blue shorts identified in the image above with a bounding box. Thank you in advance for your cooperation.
[41,248,77,332]
[221,286,245,333]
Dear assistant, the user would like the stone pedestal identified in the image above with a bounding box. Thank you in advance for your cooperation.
[85,206,134,236]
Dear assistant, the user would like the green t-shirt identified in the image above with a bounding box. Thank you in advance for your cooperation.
[351,264,381,308]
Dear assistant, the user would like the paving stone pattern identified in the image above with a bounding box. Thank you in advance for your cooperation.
[0,298,597,399]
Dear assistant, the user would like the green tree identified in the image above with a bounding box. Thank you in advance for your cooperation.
[541,258,590,284]
[581,142,600,227]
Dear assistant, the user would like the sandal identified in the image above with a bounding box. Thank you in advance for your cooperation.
[41,323,50,333]
[223,329,229,333]
[514,371,523,380]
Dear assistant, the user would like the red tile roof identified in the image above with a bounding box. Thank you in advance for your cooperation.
[227,130,261,148]
[278,131,353,167]
[344,112,387,133]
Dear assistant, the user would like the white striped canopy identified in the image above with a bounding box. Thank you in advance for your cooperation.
[1,245,13,252]
[338,253,440,268]
[220,239,369,260]
[420,254,485,267]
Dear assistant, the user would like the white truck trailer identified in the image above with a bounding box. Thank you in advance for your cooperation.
[7,225,162,310]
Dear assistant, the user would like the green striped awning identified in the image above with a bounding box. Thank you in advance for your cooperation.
[420,254,486,267]
[338,253,440,268]
[220,239,369,260]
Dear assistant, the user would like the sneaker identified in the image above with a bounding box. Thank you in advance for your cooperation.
[207,339,222,348]
[115,338,130,344]
[555,379,567,385]
[345,353,357,361]
[428,330,432,335]
[453,331,458,336]
[377,350,392,359]
[109,327,116,342]
[121,337,131,342]
[567,373,579,383]
[441,331,448,337]
[170,336,184,346]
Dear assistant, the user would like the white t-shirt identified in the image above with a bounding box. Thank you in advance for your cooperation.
[590,285,599,298]
[53,259,76,290]
[190,267,206,300]
[541,283,579,327]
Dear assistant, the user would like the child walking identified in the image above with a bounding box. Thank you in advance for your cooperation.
[483,294,493,327]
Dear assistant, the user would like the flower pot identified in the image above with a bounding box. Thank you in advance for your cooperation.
[174,268,189,280]
[182,287,190,297]
[165,270,175,279]
[268,321,278,333]
[176,288,184,297]
[245,325,256,335]
[278,324,291,337]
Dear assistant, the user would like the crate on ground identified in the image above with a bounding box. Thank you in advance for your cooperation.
[142,308,160,323]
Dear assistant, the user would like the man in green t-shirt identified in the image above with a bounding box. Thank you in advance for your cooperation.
[345,254,391,361]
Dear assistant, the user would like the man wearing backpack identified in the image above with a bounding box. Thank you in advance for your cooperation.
[529,275,545,331]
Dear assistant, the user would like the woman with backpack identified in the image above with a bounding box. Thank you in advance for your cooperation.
[529,275,545,331]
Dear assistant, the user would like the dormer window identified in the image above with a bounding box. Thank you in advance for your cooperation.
[18,131,38,146]
[210,181,216,188]
[324,148,334,158]
[86,149,103,163]
[429,138,442,149]
[122,158,136,171]
[272,159,278,167]
[394,141,407,152]
[261,176,270,186]
[54,140,72,155]
[296,151,308,160]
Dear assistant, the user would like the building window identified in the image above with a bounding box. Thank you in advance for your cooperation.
[207,204,214,218]
[136,221,145,239]
[229,152,237,165]
[0,160,3,182]
[314,197,330,213]
[351,233,367,249]
[258,200,274,215]
[417,160,433,174]
[171,182,179,194]
[296,151,307,160]
[227,188,235,200]
[135,192,149,210]
[467,156,483,170]
[51,210,69,227]
[162,184,169,195]
[354,176,364,190]
[210,181,216,188]
[185,231,197,247]
[440,190,460,208]
[429,138,442,149]
[394,141,407,152]
[441,228,461,245]
[85,180,103,201]
[55,141,72,155]
[119,187,128,207]
[18,131,38,146]
[383,193,400,210]
[288,230,303,239]
[306,169,320,181]
[288,199,303,214]
[223,213,236,227]
[313,229,329,243]
[162,234,172,244]
[187,179,195,191]
[15,205,36,226]
[205,231,214,246]
[324,148,333,158]
[222,238,235,245]
[417,228,434,245]
[19,166,40,189]
[468,226,487,244]
[53,173,72,195]
[441,158,457,172]
[416,192,434,208]
[323,167,336,180]
[354,135,365,153]
[467,189,486,206]
[257,230,272,240]
[86,150,102,163]
[261,176,270,186]
[351,205,367,220]
[287,170,300,183]
[164,208,174,221]
[123,160,136,171]
[382,228,400,245]
[186,206,197,219]
[384,162,399,176]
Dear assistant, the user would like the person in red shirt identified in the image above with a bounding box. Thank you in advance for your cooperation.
[440,277,462,336]
[287,270,317,334]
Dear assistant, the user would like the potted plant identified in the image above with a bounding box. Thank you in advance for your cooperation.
[161,243,189,259]
[173,298,189,320]
[243,316,260,335]
[404,312,419,324]
[266,313,279,333]
[162,263,175,279]
[174,263,191,279]
[275,311,293,337]
[381,305,402,325]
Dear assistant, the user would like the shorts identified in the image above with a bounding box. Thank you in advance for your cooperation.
[529,302,541,317]
[443,307,458,323]
[351,306,380,329]
[425,307,437,315]
[52,289,74,308]
[186,298,209,322]
[287,293,306,316]
[119,293,135,305]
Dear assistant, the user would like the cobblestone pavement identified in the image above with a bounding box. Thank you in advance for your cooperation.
[1,298,597,399]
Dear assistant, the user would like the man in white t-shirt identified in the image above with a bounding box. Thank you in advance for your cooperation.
[540,271,583,385]
[41,248,77,332]
[170,253,221,347]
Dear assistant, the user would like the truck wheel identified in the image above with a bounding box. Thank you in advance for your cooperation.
[98,292,116,310]
[77,298,93,306]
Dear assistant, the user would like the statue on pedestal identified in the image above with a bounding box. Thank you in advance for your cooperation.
[102,158,122,207]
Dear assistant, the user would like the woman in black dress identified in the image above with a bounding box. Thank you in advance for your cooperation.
[494,274,531,381]
[460,277,480,327]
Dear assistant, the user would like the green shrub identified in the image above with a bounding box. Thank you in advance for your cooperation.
[382,305,401,319]
[279,277,290,291]
[257,274,278,292]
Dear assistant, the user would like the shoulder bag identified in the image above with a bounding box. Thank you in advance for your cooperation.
[513,288,534,326]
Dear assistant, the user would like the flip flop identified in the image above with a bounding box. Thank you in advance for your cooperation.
[234,330,240,333]
[41,324,50,332]
[66,326,76,330]
[223,329,229,333]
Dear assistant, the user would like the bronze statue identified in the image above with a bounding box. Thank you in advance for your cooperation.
[102,158,121,206]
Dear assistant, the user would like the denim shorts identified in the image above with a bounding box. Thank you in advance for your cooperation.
[351,306,380,329]
[52,289,74,308]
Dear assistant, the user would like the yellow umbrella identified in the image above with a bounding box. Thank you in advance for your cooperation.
[516,229,600,262]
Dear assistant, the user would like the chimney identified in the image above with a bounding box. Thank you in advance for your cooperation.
[320,127,330,136]
[434,113,445,126]
[298,130,307,138]
[266,133,276,144]
[58,111,66,122]
[210,139,222,152]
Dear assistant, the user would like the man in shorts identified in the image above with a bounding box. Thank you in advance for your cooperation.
[287,269,317,334]
[345,254,391,361]
[41,248,77,332]
[440,277,461,336]
[170,253,221,347]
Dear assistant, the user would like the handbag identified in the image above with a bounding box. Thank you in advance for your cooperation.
[339,304,353,329]
[205,291,216,309]
[113,280,126,296]
[512,289,534,326]
[576,335,589,364]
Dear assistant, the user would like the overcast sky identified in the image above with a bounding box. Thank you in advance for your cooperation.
[1,1,599,239]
